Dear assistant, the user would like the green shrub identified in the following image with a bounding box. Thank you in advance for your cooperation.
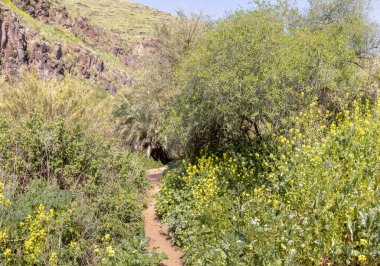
[157,98,380,265]
[165,1,378,156]
[112,12,208,158]
[0,76,164,265]
[0,73,107,123]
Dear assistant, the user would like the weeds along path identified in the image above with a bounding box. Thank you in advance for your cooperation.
[143,168,184,266]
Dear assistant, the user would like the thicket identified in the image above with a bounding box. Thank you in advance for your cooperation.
[112,11,209,159]
[165,0,379,156]
[155,0,380,265]
[157,97,380,265]
[0,75,164,265]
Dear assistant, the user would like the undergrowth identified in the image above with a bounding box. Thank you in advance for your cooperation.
[0,75,165,265]
[157,98,380,265]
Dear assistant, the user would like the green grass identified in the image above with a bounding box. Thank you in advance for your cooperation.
[62,0,172,44]
[3,0,84,46]
[135,153,164,170]
[1,0,173,82]
[2,0,134,81]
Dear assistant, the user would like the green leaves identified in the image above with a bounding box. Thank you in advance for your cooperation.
[158,99,380,265]
[0,77,162,265]
[166,1,378,156]
[112,12,209,159]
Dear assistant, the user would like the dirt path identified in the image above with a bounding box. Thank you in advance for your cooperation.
[143,168,184,266]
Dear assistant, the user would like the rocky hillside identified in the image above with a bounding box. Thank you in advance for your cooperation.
[62,0,171,44]
[0,0,171,92]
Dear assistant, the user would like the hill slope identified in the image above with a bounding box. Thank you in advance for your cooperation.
[0,0,171,91]
[62,0,172,44]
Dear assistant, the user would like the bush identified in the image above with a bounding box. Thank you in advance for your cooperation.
[157,98,380,265]
[0,73,108,125]
[112,12,209,158]
[165,1,378,156]
[0,77,164,265]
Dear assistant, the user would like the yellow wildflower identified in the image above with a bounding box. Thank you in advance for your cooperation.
[69,241,78,250]
[4,248,12,259]
[106,246,115,257]
[358,254,367,264]
[103,233,111,242]
[93,244,100,253]
[0,232,8,242]
[5,199,11,207]
[360,239,368,247]
[49,252,58,265]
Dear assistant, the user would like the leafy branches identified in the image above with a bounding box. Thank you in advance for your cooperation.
[112,11,209,160]
[166,0,379,157]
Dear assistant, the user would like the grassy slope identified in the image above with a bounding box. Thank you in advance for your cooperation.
[3,0,83,45]
[3,0,172,78]
[2,0,131,74]
[62,0,172,44]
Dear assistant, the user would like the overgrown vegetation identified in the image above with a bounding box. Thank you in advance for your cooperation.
[112,11,209,159]
[165,0,378,156]
[157,98,380,265]
[151,0,380,265]
[1,0,380,265]
[0,75,164,265]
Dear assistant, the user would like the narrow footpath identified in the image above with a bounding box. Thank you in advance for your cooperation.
[143,168,184,266]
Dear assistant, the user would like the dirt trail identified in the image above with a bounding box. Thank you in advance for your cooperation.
[143,168,184,266]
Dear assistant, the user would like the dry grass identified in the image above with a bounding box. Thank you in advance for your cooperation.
[62,0,173,44]
[3,0,84,45]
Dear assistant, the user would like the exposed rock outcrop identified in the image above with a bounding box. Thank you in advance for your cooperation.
[0,4,133,92]
[0,7,27,75]
[13,0,102,45]
[71,17,100,43]
[55,42,62,60]
[13,0,160,68]
[27,41,65,79]
[13,0,71,26]
[0,0,162,92]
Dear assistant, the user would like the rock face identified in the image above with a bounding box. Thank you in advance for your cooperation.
[0,0,161,91]
[15,0,103,42]
[78,48,104,77]
[27,41,65,79]
[13,0,71,26]
[14,0,112,52]
[55,42,62,60]
[0,4,133,92]
[0,8,27,75]
[71,17,100,43]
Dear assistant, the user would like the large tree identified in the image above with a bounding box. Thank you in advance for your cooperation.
[165,0,379,156]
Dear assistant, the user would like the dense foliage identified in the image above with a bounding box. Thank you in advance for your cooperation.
[157,98,380,265]
[1,0,379,265]
[155,0,380,265]
[112,11,209,158]
[0,76,164,265]
[164,0,378,156]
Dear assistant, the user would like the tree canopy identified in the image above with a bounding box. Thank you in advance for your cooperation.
[164,0,379,156]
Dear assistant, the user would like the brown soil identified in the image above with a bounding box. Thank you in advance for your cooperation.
[143,168,184,266]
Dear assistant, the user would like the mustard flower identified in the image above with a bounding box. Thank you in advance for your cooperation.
[106,246,115,257]
[358,254,367,264]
